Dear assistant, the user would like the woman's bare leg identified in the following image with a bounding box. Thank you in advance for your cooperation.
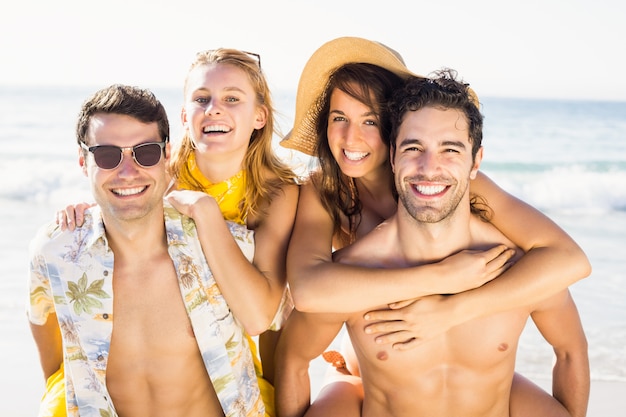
[304,368,363,417]
[510,372,570,417]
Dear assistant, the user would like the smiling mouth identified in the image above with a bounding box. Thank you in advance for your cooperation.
[203,124,232,134]
[414,184,447,196]
[343,150,369,161]
[112,186,147,196]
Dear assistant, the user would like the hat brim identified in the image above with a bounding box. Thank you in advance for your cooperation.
[280,37,420,156]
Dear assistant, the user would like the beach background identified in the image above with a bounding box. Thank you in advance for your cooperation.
[0,85,624,415]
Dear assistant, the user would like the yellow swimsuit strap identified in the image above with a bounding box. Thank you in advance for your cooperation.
[177,152,248,225]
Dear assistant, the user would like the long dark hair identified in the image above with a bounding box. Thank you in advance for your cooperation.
[312,63,404,243]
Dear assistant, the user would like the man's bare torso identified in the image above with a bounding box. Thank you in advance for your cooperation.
[336,216,528,417]
[106,248,224,416]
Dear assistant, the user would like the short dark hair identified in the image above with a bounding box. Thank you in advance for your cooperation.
[388,69,483,160]
[76,84,169,146]
[389,69,492,221]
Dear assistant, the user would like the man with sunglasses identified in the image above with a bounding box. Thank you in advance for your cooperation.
[27,84,265,416]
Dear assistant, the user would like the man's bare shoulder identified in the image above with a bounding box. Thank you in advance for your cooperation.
[469,214,519,254]
[333,218,401,267]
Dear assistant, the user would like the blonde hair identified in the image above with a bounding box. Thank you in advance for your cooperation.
[169,49,296,218]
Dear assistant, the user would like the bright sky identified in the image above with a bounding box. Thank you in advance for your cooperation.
[2,0,624,101]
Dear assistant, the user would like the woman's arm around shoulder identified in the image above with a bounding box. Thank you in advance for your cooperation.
[288,180,512,313]
[452,171,592,320]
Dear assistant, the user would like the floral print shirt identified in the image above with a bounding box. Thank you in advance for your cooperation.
[27,202,264,416]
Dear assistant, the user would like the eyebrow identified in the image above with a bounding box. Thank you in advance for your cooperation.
[398,138,467,149]
[192,86,247,95]
[441,140,467,149]
[222,86,247,94]
[329,109,378,118]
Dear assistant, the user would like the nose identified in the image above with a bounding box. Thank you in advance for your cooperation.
[417,150,439,175]
[204,97,221,115]
[343,122,360,146]
[117,149,140,176]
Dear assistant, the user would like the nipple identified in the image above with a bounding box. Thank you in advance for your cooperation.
[376,350,389,361]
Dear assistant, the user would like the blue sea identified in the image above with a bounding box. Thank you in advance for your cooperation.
[1,86,625,414]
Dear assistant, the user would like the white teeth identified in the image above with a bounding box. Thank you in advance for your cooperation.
[113,187,146,196]
[344,150,368,161]
[203,124,231,133]
[416,185,445,195]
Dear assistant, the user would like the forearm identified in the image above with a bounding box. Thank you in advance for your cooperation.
[290,261,445,313]
[192,203,280,334]
[452,245,590,324]
[468,171,591,316]
[552,349,590,417]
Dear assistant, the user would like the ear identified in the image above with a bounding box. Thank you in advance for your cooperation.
[78,146,88,177]
[389,145,396,173]
[253,105,268,130]
[469,147,483,180]
[164,142,172,162]
[180,106,189,128]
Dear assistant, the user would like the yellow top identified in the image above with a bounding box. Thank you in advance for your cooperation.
[177,152,248,225]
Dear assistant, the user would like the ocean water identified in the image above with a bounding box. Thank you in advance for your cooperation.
[1,86,625,413]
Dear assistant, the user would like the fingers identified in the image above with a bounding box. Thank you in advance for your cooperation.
[56,210,68,231]
[363,308,400,322]
[65,206,77,231]
[487,260,515,282]
[55,206,76,231]
[486,246,516,271]
[165,193,178,207]
[388,299,415,309]
[484,244,512,262]
[392,337,419,351]
[373,330,416,346]
[364,318,407,336]
[74,204,87,229]
[55,203,93,232]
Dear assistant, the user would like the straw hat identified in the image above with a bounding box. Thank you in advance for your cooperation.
[279,36,420,156]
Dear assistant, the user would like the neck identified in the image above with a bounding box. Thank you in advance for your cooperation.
[102,209,168,261]
[194,149,245,184]
[395,198,473,263]
[355,163,394,202]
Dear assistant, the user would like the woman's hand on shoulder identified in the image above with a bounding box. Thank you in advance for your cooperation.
[439,244,516,293]
[56,202,94,231]
[166,189,220,220]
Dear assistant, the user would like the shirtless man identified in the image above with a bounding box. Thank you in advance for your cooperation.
[275,71,589,417]
[28,85,263,416]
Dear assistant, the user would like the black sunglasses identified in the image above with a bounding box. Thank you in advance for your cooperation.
[242,51,262,69]
[80,141,166,170]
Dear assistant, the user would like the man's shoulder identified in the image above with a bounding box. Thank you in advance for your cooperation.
[335,219,399,266]
[29,208,103,256]
[469,215,520,255]
[162,203,254,258]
